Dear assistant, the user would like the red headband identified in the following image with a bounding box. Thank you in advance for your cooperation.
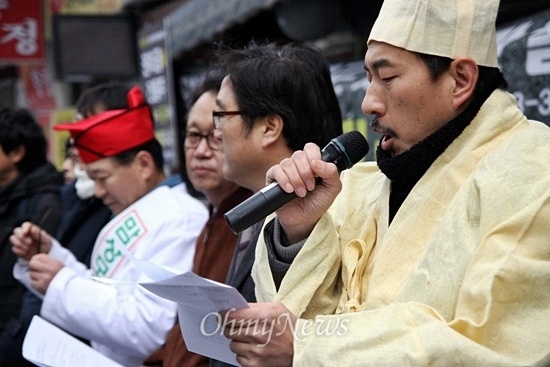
[54,86,155,163]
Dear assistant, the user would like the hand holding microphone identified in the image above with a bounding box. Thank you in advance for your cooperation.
[224,131,369,234]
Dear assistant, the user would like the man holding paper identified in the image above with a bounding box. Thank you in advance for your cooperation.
[222,0,550,366]
[10,86,208,366]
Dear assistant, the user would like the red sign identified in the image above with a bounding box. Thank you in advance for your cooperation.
[19,63,56,111]
[0,0,45,62]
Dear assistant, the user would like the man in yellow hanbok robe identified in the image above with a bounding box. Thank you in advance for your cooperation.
[221,0,550,366]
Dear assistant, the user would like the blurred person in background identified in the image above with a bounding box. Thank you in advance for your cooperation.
[0,108,63,367]
[61,138,77,185]
[0,83,129,367]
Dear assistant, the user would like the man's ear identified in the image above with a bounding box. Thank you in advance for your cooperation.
[259,114,284,148]
[9,145,26,164]
[450,57,479,110]
[134,150,156,179]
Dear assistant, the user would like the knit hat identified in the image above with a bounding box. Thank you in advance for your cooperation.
[54,86,155,163]
[368,0,499,67]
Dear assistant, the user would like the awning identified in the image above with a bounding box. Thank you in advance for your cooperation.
[165,0,282,57]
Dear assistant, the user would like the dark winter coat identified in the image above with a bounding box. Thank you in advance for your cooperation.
[0,162,63,333]
[0,181,112,366]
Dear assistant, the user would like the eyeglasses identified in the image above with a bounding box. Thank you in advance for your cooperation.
[184,131,222,151]
[212,110,241,129]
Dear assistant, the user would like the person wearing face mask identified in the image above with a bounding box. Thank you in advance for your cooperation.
[73,164,95,200]
[56,153,112,267]
[0,83,125,366]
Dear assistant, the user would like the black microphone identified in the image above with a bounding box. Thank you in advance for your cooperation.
[224,131,369,234]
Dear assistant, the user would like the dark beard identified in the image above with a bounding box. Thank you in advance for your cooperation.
[376,82,498,223]
[376,111,471,185]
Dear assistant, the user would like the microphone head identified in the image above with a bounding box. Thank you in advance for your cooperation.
[337,131,370,168]
[323,131,369,171]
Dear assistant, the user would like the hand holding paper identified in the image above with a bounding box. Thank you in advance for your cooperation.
[140,272,249,366]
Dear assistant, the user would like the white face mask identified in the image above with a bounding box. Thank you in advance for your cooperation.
[74,165,95,200]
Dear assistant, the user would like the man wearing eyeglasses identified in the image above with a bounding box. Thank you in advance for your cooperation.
[143,70,254,367]
[208,41,344,367]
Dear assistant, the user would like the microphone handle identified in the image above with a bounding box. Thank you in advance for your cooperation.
[224,181,296,234]
[224,130,369,234]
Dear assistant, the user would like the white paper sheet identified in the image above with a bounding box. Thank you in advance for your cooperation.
[140,272,249,366]
[23,316,123,367]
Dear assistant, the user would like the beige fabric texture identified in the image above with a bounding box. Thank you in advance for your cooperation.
[368,0,499,67]
[253,89,550,366]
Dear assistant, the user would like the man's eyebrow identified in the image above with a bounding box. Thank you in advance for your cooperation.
[215,98,225,109]
[365,57,392,73]
[87,167,110,176]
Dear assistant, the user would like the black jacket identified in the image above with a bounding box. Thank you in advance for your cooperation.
[0,181,112,366]
[210,220,263,367]
[0,162,63,333]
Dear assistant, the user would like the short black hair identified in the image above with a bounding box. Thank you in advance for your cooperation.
[416,53,508,91]
[186,68,227,111]
[212,41,343,151]
[0,108,47,173]
[76,82,130,118]
[112,139,164,172]
[416,53,453,80]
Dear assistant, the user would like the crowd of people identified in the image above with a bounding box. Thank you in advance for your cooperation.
[1,0,549,366]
